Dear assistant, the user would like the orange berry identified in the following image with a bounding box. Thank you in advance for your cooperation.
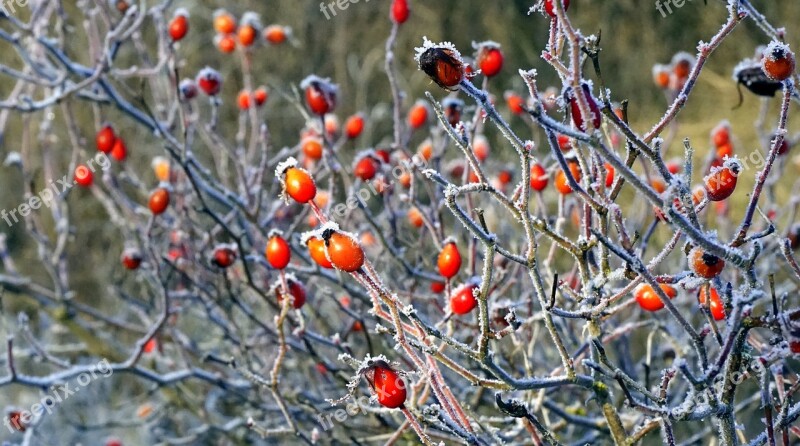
[213,10,236,34]
[237,90,252,110]
[407,207,424,228]
[689,247,725,279]
[555,162,581,195]
[530,163,549,191]
[345,113,365,139]
[762,42,795,82]
[168,10,189,42]
[307,236,333,269]
[408,102,428,129]
[264,25,288,44]
[266,235,291,269]
[698,286,726,321]
[302,136,324,160]
[238,24,257,47]
[149,188,170,215]
[634,283,677,312]
[283,166,317,203]
[151,156,170,182]
[216,34,236,53]
[437,242,461,279]
[324,231,364,272]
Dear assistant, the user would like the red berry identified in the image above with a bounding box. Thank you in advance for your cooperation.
[762,42,795,82]
[282,166,317,203]
[557,134,572,152]
[324,230,365,272]
[143,338,157,354]
[689,247,725,279]
[555,162,581,195]
[476,44,503,78]
[254,87,268,106]
[703,159,740,201]
[266,235,291,269]
[391,0,409,24]
[345,113,365,139]
[179,79,198,100]
[216,34,236,53]
[408,102,428,129]
[417,45,465,90]
[698,286,726,321]
[505,92,525,115]
[196,67,222,96]
[307,236,333,269]
[353,155,380,181]
[168,10,189,42]
[8,410,26,432]
[302,76,337,116]
[569,83,602,131]
[544,0,570,18]
[450,283,477,315]
[634,283,677,312]
[121,248,142,270]
[437,242,461,279]
[431,281,446,293]
[96,125,116,153]
[105,437,123,446]
[264,25,289,44]
[213,9,236,34]
[212,245,237,268]
[711,122,730,148]
[530,163,549,191]
[278,278,306,309]
[238,25,258,47]
[74,164,94,187]
[149,188,170,215]
[110,138,127,161]
[365,361,407,409]
[407,207,424,228]
[442,97,463,127]
[603,162,614,188]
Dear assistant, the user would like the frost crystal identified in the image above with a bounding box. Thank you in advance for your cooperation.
[414,37,463,66]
